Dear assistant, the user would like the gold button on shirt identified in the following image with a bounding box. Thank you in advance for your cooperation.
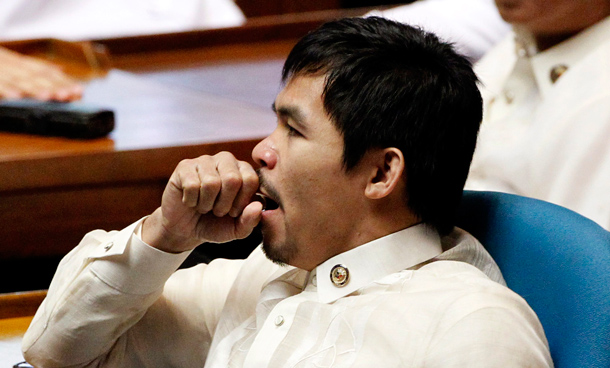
[550,64,569,83]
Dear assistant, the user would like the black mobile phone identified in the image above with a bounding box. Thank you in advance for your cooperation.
[0,99,115,139]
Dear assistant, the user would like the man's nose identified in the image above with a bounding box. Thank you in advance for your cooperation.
[252,135,277,169]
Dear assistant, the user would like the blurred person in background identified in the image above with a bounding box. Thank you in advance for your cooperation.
[0,0,244,41]
[0,46,82,101]
[466,0,610,230]
[366,0,511,61]
[0,0,244,101]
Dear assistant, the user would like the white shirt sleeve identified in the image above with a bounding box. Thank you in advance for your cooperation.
[419,263,552,366]
[22,219,244,367]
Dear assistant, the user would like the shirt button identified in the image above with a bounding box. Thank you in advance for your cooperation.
[274,315,285,326]
[550,64,568,83]
[104,242,113,251]
[330,264,350,287]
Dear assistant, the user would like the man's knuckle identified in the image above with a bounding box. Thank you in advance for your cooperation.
[217,151,236,160]
[243,172,259,186]
[201,175,221,190]
[223,173,243,190]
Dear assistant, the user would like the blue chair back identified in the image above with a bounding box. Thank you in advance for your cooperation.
[456,191,610,368]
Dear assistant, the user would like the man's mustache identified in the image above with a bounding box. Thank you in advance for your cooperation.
[257,169,282,210]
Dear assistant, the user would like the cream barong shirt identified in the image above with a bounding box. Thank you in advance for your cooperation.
[468,16,610,230]
[22,221,552,367]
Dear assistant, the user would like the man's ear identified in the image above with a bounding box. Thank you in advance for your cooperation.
[364,147,405,200]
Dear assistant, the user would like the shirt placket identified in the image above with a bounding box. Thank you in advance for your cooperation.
[243,292,313,368]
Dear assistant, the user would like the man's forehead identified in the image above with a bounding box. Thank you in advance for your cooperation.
[279,74,325,95]
[274,75,326,113]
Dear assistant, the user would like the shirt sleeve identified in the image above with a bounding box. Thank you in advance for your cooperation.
[21,219,244,367]
[420,265,553,367]
[424,304,553,366]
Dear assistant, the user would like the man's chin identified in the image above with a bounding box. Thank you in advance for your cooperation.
[261,240,295,267]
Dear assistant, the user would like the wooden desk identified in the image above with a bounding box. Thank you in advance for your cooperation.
[0,9,367,292]
[1,69,277,251]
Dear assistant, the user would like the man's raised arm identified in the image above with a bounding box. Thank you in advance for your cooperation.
[22,152,262,367]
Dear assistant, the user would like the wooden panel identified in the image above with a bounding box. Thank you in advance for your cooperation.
[236,0,341,17]
[0,140,259,260]
[0,182,163,259]
[0,139,260,192]
[0,316,33,364]
[93,10,362,52]
[0,291,46,320]
[107,40,294,73]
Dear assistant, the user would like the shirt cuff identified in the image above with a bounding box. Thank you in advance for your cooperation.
[89,218,193,295]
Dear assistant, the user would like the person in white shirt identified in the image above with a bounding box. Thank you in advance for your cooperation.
[0,0,244,101]
[0,0,244,41]
[22,17,552,367]
[466,0,610,230]
[366,0,511,61]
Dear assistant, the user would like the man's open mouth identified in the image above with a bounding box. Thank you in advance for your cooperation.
[254,193,280,211]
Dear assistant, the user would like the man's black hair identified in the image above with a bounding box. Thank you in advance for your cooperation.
[282,16,482,235]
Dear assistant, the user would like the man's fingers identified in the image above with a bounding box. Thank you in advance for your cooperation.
[229,161,260,218]
[234,201,263,239]
[171,153,258,219]
[193,157,220,213]
[211,152,243,217]
[0,82,23,99]
[159,153,261,247]
[171,159,202,208]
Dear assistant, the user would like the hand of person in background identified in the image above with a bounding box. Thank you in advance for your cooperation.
[0,46,83,101]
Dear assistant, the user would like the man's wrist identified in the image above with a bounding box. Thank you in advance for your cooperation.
[141,208,201,253]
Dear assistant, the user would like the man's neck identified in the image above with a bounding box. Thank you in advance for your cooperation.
[531,13,610,51]
[297,207,420,272]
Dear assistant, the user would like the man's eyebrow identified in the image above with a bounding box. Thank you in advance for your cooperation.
[271,102,308,130]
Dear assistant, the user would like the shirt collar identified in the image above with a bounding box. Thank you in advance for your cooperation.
[516,15,610,98]
[311,224,443,304]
